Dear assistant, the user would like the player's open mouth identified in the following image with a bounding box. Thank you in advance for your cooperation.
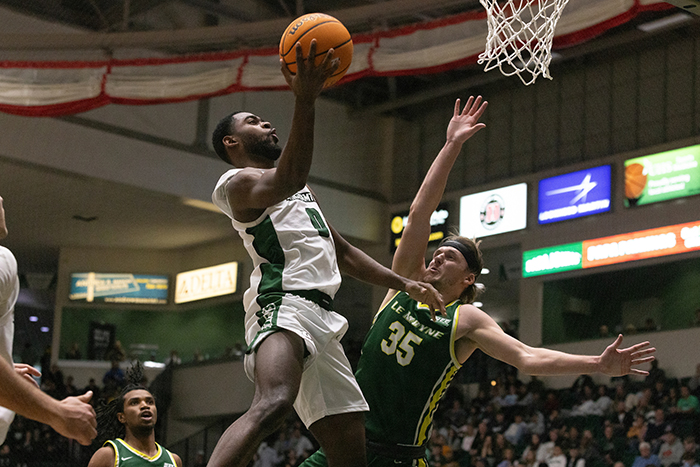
[270,130,278,143]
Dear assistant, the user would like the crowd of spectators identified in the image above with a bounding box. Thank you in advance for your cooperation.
[4,343,700,467]
[421,363,700,467]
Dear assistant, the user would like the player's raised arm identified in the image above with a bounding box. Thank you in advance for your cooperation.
[222,41,339,216]
[392,97,487,280]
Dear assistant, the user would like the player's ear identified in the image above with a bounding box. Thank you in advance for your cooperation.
[223,135,239,149]
[117,412,126,424]
[463,272,476,288]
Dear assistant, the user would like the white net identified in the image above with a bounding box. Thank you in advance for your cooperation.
[478,0,571,85]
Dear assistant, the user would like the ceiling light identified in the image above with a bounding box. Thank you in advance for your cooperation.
[29,316,38,322]
[144,361,166,369]
[473,301,483,308]
[182,197,223,213]
[482,268,490,275]
[637,12,693,32]
[40,326,49,333]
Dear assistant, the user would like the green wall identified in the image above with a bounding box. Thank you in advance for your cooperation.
[542,256,700,345]
[60,302,245,363]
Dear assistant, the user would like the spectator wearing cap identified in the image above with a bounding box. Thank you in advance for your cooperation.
[631,442,661,467]
[658,428,684,467]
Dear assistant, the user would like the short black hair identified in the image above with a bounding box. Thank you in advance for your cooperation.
[212,112,243,164]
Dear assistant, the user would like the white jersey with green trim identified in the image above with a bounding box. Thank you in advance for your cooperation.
[212,168,342,312]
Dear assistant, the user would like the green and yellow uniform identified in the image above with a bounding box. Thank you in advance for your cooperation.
[104,439,178,467]
[302,291,463,467]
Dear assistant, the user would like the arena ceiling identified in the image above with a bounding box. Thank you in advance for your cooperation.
[0,0,698,115]
[0,0,699,322]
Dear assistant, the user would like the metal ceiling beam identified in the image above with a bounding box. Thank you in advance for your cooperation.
[0,0,475,50]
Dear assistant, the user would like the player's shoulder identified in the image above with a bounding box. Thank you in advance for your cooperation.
[87,444,117,467]
[171,452,183,467]
[455,302,494,327]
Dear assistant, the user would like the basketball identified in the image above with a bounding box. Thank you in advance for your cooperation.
[625,163,648,200]
[279,13,353,88]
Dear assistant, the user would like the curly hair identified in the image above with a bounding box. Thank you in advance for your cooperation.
[94,361,150,447]
[212,112,243,164]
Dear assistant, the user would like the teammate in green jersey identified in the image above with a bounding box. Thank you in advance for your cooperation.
[301,96,657,467]
[88,363,182,467]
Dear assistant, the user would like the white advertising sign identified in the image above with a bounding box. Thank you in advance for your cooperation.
[459,183,528,238]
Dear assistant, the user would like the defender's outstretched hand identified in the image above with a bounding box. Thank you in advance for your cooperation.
[446,96,488,144]
[598,334,656,376]
[405,280,446,321]
[281,39,340,101]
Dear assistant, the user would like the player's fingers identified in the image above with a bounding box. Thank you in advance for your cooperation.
[631,356,656,365]
[475,100,488,118]
[630,348,655,358]
[454,98,461,117]
[627,341,652,352]
[462,96,474,116]
[629,369,649,376]
[468,96,480,114]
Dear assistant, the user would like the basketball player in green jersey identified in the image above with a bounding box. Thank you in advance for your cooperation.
[301,95,657,467]
[88,364,181,467]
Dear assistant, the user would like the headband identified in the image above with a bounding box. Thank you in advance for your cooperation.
[441,240,476,271]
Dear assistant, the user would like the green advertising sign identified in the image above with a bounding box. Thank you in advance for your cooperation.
[522,243,584,278]
[624,144,700,207]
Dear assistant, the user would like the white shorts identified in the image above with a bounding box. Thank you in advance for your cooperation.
[244,292,369,428]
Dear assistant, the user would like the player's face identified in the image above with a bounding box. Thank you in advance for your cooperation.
[119,389,157,430]
[232,112,281,161]
[424,246,473,290]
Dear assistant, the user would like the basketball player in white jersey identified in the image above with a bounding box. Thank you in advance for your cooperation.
[208,42,444,467]
[0,195,96,446]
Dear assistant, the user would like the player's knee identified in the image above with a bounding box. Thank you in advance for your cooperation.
[253,391,295,426]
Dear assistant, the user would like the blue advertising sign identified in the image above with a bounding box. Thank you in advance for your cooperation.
[538,165,611,224]
[69,273,169,305]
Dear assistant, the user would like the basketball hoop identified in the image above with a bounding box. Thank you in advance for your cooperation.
[478,0,571,85]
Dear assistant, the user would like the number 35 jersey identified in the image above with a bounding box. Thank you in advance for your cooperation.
[212,169,342,311]
[356,291,463,447]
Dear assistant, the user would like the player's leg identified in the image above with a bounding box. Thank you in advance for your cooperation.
[207,330,305,467]
[309,412,366,467]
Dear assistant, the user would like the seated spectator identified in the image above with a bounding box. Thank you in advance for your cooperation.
[646,360,667,388]
[498,447,516,467]
[599,425,625,465]
[675,386,699,415]
[537,429,559,465]
[632,442,661,467]
[504,413,528,446]
[493,433,512,463]
[102,359,125,389]
[568,446,586,467]
[547,445,567,467]
[580,429,602,467]
[646,409,671,451]
[681,451,700,467]
[461,424,477,453]
[445,399,468,428]
[683,437,700,464]
[627,415,646,450]
[594,385,614,416]
[470,420,491,458]
[609,401,634,434]
[658,429,684,467]
[526,410,546,437]
[687,364,700,397]
[491,412,509,435]
[521,433,542,463]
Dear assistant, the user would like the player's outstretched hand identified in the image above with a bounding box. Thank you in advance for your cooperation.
[405,280,446,321]
[51,391,97,446]
[598,334,656,376]
[14,363,41,388]
[446,96,488,145]
[281,39,340,101]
